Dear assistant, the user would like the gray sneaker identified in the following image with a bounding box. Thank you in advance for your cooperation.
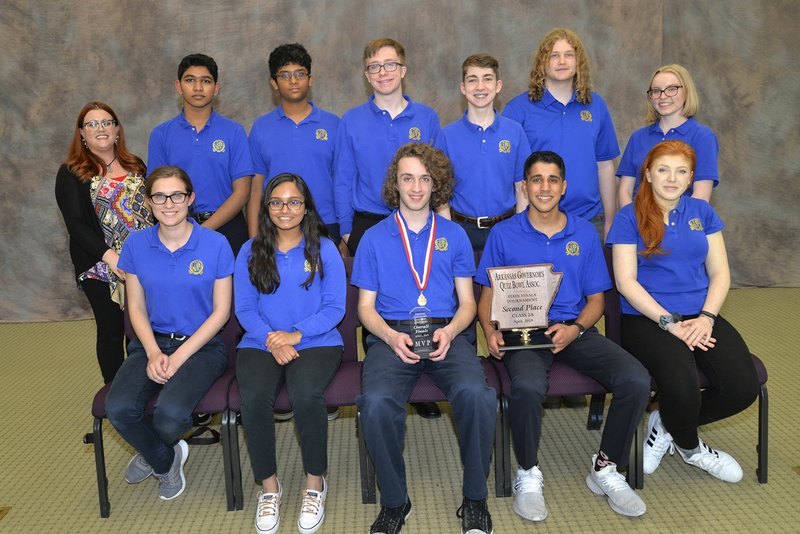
[513,465,547,522]
[124,453,153,484]
[156,440,189,500]
[586,455,646,517]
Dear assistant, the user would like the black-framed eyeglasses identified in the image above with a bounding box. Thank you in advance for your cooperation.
[276,70,309,81]
[149,192,189,205]
[267,199,305,211]
[365,62,404,74]
[82,119,117,129]
[647,85,683,99]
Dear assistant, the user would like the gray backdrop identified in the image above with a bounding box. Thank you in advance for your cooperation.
[2,0,798,322]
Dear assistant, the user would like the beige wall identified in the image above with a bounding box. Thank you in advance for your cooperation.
[2,0,798,321]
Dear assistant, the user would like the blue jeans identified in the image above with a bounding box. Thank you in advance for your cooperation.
[503,329,650,468]
[357,329,496,507]
[105,335,227,474]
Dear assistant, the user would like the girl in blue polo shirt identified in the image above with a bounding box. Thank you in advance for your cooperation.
[234,173,345,534]
[105,166,234,502]
[608,140,758,484]
[617,64,719,207]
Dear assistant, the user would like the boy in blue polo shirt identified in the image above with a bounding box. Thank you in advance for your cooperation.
[503,28,619,239]
[148,53,253,255]
[334,37,442,257]
[353,143,496,534]
[247,43,341,241]
[476,151,650,522]
[442,53,530,252]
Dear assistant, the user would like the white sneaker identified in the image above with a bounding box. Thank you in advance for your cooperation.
[677,438,743,483]
[298,477,327,534]
[255,481,282,534]
[512,465,547,522]
[586,455,647,517]
[643,410,674,474]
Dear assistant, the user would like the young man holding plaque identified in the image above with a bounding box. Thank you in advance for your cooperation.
[352,143,496,534]
[476,151,650,521]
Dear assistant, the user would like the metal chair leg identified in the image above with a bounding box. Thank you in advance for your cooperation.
[757,384,769,483]
[357,410,376,504]
[84,417,111,518]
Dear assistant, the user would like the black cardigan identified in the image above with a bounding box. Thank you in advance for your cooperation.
[55,164,109,281]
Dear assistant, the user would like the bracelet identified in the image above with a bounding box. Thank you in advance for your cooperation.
[699,310,717,324]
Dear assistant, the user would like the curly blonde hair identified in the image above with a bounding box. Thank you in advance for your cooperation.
[383,143,454,210]
[528,28,592,104]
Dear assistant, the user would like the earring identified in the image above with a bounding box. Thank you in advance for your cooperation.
[114,137,118,145]
[82,138,88,148]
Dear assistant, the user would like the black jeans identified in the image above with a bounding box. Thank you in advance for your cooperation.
[347,211,388,256]
[81,278,124,383]
[236,346,342,480]
[503,329,650,468]
[621,314,759,449]
[215,211,248,257]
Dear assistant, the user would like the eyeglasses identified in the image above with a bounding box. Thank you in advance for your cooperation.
[82,119,117,129]
[365,62,404,74]
[275,70,309,81]
[268,199,305,211]
[149,192,189,205]
[647,85,683,99]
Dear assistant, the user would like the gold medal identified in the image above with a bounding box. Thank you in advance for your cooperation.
[417,292,427,306]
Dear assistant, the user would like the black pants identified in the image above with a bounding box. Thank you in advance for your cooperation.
[347,211,388,256]
[81,278,124,383]
[237,346,342,480]
[620,314,759,449]
[216,211,248,257]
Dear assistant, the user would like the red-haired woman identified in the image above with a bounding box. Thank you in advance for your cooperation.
[608,140,758,484]
[55,102,152,383]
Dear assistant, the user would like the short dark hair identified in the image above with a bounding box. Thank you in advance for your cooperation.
[383,143,454,210]
[524,151,566,180]
[268,43,312,80]
[462,53,499,80]
[145,166,195,196]
[178,53,218,82]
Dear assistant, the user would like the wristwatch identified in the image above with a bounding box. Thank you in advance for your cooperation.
[574,322,586,338]
[658,313,682,330]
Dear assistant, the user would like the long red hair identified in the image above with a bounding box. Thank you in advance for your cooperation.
[634,140,696,257]
[64,101,146,183]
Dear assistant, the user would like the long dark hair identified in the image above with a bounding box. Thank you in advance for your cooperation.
[248,173,327,293]
[64,101,146,182]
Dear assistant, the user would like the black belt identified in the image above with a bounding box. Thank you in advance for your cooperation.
[154,331,188,341]
[451,208,515,229]
[387,317,451,326]
[190,211,214,223]
[354,210,389,222]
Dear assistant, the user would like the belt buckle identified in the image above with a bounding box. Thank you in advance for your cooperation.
[476,216,490,229]
[171,333,187,341]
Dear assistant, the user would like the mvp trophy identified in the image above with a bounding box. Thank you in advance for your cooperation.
[487,264,562,350]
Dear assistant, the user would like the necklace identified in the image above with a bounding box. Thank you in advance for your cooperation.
[105,156,118,173]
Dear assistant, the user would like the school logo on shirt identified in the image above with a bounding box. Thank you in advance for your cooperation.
[189,260,205,275]
[435,237,448,252]
[498,140,511,153]
[212,139,226,153]
[315,128,328,141]
[580,111,592,122]
[688,218,704,231]
[408,127,421,141]
[303,259,319,273]
[565,241,580,256]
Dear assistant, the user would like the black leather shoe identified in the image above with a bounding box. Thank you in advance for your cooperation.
[412,402,441,419]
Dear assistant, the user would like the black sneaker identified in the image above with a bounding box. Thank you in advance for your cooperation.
[370,498,412,534]
[457,497,493,534]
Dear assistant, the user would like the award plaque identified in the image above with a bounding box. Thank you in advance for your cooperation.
[486,264,563,350]
[410,307,438,358]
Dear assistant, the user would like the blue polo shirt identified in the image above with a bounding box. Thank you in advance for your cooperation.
[119,219,234,336]
[334,95,443,235]
[148,109,254,212]
[477,211,610,322]
[248,103,339,224]
[617,117,719,197]
[234,237,345,351]
[503,90,619,220]
[606,197,724,316]
[352,211,474,320]
[441,112,530,217]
